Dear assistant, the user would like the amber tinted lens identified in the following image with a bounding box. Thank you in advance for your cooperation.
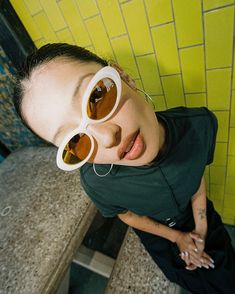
[87,78,117,120]
[62,133,92,164]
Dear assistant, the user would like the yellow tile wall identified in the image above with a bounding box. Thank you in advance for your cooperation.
[10,0,235,225]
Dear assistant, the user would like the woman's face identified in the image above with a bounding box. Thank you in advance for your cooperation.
[22,59,161,167]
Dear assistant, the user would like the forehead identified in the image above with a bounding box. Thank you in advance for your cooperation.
[22,59,102,143]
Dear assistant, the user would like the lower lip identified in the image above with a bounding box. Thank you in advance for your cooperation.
[124,132,145,160]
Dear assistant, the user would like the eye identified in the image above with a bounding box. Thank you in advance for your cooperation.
[90,84,107,104]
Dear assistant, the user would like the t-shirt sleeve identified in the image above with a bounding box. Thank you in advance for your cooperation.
[204,108,218,165]
[80,172,127,218]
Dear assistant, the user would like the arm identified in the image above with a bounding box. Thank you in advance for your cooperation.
[118,211,180,243]
[191,176,208,238]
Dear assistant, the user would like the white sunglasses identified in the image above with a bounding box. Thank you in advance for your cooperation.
[56,66,122,171]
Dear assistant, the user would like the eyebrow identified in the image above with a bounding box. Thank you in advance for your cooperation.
[53,72,94,145]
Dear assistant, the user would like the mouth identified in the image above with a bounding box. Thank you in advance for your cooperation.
[118,130,146,160]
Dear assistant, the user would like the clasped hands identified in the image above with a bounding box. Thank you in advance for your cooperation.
[175,231,214,271]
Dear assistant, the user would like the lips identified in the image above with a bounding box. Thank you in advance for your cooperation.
[118,130,145,160]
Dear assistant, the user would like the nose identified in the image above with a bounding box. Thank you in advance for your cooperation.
[87,123,121,148]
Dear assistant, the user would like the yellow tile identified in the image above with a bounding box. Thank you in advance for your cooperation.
[76,0,98,18]
[185,93,207,108]
[210,166,226,185]
[34,38,47,48]
[56,28,75,44]
[24,0,42,15]
[207,68,231,110]
[59,0,91,47]
[152,95,167,111]
[136,55,163,95]
[134,79,144,90]
[221,216,234,225]
[224,193,235,208]
[161,75,185,108]
[98,0,126,37]
[225,176,235,194]
[231,91,235,127]
[227,156,235,177]
[86,15,114,60]
[145,0,173,26]
[228,128,235,155]
[111,35,139,79]
[213,142,227,166]
[213,111,229,142]
[210,184,224,201]
[204,6,234,69]
[222,207,235,219]
[233,47,235,89]
[10,0,42,40]
[211,199,223,214]
[85,46,96,54]
[40,0,66,31]
[172,0,203,47]
[122,0,153,55]
[152,23,180,76]
[180,46,205,93]
[203,0,234,11]
[33,12,58,43]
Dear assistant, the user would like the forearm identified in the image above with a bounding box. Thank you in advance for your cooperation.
[118,211,180,243]
[191,176,207,235]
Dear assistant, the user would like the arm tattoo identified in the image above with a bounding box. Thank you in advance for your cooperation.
[197,208,206,220]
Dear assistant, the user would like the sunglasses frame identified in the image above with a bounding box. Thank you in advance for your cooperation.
[56,66,122,171]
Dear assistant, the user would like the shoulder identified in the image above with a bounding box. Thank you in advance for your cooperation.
[156,106,212,119]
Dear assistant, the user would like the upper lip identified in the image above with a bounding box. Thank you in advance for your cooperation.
[118,130,139,159]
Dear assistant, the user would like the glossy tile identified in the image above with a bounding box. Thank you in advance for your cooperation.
[227,156,235,177]
[122,0,153,55]
[203,0,234,11]
[207,68,231,110]
[172,0,203,47]
[213,111,229,142]
[180,45,205,93]
[225,176,235,194]
[86,16,114,59]
[76,0,98,19]
[231,91,235,127]
[145,0,173,26]
[204,6,234,69]
[161,75,185,108]
[210,184,224,201]
[152,23,180,76]
[59,0,91,47]
[228,128,235,155]
[210,166,226,185]
[24,0,42,15]
[152,95,167,111]
[185,93,207,107]
[136,54,163,95]
[33,11,58,43]
[111,35,139,79]
[10,0,42,40]
[40,0,66,31]
[98,0,126,37]
[56,28,75,44]
[213,142,227,166]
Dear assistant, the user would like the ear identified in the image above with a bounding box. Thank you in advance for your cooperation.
[110,63,136,90]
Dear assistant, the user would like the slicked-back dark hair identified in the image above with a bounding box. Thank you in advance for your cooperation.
[13,43,108,134]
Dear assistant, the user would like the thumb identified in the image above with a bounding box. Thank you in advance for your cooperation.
[189,232,204,243]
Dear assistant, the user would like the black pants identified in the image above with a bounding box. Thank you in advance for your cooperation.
[134,200,235,294]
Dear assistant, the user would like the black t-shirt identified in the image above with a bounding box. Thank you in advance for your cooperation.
[80,107,218,222]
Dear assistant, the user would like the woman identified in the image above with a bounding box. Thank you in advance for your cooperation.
[13,43,235,293]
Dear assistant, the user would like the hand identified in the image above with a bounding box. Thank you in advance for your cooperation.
[175,231,214,270]
[189,231,214,269]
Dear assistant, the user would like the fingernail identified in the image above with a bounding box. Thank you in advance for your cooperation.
[204,265,209,269]
[198,239,204,243]
[194,248,198,252]
[181,252,185,257]
[185,252,188,257]
[210,263,215,268]
[210,259,214,263]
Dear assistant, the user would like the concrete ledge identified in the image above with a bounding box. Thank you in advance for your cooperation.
[105,227,180,294]
[0,147,97,294]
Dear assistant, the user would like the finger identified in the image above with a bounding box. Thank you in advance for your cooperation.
[179,252,190,266]
[202,252,214,264]
[189,232,204,243]
[189,253,202,268]
[186,264,197,271]
[201,253,215,268]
